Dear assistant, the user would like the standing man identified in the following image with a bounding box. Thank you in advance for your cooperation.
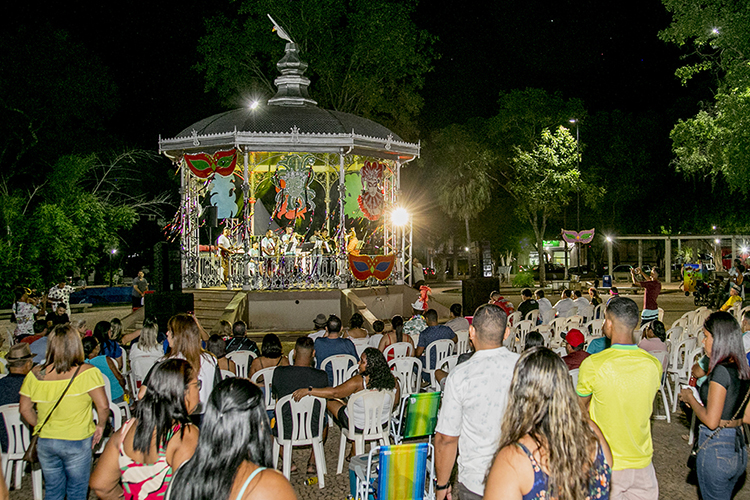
[217,227,234,285]
[631,267,661,323]
[434,304,520,500]
[131,270,148,310]
[577,297,661,499]
[47,278,81,317]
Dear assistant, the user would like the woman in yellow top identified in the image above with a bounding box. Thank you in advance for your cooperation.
[19,324,110,500]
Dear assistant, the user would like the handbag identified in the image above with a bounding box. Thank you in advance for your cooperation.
[23,364,82,463]
[687,384,750,470]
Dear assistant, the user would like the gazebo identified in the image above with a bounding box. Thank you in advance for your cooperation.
[158,39,420,290]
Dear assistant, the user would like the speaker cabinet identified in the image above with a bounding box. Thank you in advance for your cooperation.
[462,277,501,318]
[144,292,194,332]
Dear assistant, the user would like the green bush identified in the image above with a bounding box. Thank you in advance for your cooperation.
[512,271,536,288]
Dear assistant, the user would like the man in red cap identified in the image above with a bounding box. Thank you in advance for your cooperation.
[561,328,590,370]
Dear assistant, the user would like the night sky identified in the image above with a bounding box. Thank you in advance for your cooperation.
[7,0,708,149]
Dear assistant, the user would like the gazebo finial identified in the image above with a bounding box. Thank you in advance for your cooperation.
[266,15,317,107]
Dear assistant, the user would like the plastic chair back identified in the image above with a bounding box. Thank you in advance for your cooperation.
[389,357,422,395]
[454,330,470,355]
[321,354,358,387]
[569,368,579,387]
[383,342,414,360]
[397,392,441,442]
[220,369,236,379]
[250,366,277,410]
[1,404,31,486]
[524,310,539,325]
[226,350,256,378]
[507,311,521,327]
[592,303,604,320]
[275,394,326,445]
[423,339,454,371]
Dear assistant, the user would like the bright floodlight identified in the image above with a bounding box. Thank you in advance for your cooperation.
[464,247,469,252]
[715,238,721,244]
[392,207,409,226]
[249,100,260,110]
[605,236,612,242]
[712,225,717,230]
[711,27,720,35]
[569,118,577,123]
[742,247,748,254]
[111,249,117,255]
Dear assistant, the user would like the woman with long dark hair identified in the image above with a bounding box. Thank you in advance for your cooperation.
[89,359,200,499]
[484,347,612,500]
[377,315,415,358]
[169,378,295,500]
[249,333,289,377]
[19,325,110,500]
[292,347,399,457]
[680,311,750,500]
[93,320,124,370]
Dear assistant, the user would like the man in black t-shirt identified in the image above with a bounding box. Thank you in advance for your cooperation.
[517,288,539,320]
[45,303,70,330]
[272,336,329,472]
[224,320,260,357]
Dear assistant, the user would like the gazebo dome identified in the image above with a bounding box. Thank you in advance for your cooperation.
[160,41,418,161]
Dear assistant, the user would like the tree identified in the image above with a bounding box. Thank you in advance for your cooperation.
[426,123,495,275]
[659,0,750,193]
[0,151,170,307]
[504,126,581,285]
[195,0,437,138]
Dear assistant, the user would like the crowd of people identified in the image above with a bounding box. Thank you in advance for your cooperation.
[5,267,750,500]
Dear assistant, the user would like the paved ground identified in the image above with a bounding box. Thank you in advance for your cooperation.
[7,283,750,499]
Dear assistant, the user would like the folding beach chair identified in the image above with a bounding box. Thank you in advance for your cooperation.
[391,391,441,445]
[351,442,435,500]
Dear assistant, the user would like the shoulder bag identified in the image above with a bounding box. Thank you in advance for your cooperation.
[23,364,82,463]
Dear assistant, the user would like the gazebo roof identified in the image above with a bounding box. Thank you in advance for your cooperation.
[159,41,419,162]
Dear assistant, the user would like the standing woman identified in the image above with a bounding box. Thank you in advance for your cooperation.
[163,314,219,425]
[19,324,110,500]
[169,378,296,500]
[484,347,612,500]
[12,286,39,340]
[89,359,200,499]
[680,311,750,500]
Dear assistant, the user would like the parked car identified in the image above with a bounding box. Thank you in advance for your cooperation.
[567,265,599,279]
[531,263,566,281]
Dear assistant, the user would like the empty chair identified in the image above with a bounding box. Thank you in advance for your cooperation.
[337,389,395,474]
[321,354,359,387]
[250,366,277,411]
[566,315,584,329]
[422,340,454,391]
[587,318,604,337]
[391,392,442,445]
[454,330,470,355]
[383,342,414,360]
[225,350,257,378]
[668,341,700,412]
[273,394,327,488]
[389,357,423,396]
[351,442,434,500]
[369,333,384,349]
[547,317,568,346]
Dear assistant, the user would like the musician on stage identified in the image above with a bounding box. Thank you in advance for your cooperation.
[281,226,302,274]
[346,228,360,256]
[217,227,234,284]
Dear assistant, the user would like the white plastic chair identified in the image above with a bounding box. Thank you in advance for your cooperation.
[337,389,394,474]
[287,349,295,365]
[438,354,460,375]
[524,310,539,325]
[423,339,455,391]
[250,366,277,411]
[102,375,131,423]
[0,403,42,499]
[383,342,414,360]
[650,349,671,423]
[221,369,236,379]
[592,303,604,320]
[454,330,470,355]
[388,357,422,395]
[547,317,568,347]
[369,334,383,348]
[669,341,700,412]
[658,307,665,322]
[226,350,257,378]
[586,318,604,337]
[409,333,420,346]
[569,368,579,387]
[273,394,327,487]
[507,311,522,327]
[665,326,683,343]
[566,315,584,329]
[739,305,750,323]
[542,307,558,325]
[321,354,358,387]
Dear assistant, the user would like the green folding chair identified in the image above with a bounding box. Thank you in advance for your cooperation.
[391,391,441,445]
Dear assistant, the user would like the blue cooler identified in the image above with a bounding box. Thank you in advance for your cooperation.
[349,453,377,500]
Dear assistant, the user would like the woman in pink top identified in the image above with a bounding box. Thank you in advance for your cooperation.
[90,359,200,499]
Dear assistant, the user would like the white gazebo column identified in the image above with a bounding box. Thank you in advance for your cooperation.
[637,239,643,269]
[665,237,672,284]
[338,151,346,284]
[732,236,738,263]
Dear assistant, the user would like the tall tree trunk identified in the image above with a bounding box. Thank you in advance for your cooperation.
[465,216,472,278]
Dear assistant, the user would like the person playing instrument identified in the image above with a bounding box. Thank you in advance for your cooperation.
[346,228,360,256]
[217,228,234,285]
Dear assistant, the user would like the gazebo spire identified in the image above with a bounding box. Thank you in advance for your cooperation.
[267,42,318,107]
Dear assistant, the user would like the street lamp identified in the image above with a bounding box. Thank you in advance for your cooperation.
[109,248,118,287]
[605,236,614,283]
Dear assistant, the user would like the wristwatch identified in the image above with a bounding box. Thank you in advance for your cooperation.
[434,479,450,491]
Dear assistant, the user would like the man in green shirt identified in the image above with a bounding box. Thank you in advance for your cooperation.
[577,297,661,500]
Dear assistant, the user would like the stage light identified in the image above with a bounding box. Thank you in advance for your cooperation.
[742,247,748,254]
[605,236,612,242]
[715,238,721,244]
[392,207,409,227]
[249,100,260,110]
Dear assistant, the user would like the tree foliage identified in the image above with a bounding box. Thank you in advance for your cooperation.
[0,152,170,307]
[660,1,750,193]
[195,0,437,138]
[505,126,581,284]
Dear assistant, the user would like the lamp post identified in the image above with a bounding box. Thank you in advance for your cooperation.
[606,236,613,284]
[109,248,117,287]
[392,207,412,286]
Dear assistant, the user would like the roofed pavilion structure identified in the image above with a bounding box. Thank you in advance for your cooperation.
[159,40,420,290]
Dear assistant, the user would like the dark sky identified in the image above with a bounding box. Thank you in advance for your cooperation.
[11,0,706,148]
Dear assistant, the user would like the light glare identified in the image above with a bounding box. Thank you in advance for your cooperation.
[392,207,409,227]
[249,101,260,110]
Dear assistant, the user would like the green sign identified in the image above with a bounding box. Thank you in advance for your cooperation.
[543,240,562,247]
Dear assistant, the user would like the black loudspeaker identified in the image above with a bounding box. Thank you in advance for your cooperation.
[462,277,500,317]
[205,205,219,228]
[153,241,182,293]
[145,292,194,333]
